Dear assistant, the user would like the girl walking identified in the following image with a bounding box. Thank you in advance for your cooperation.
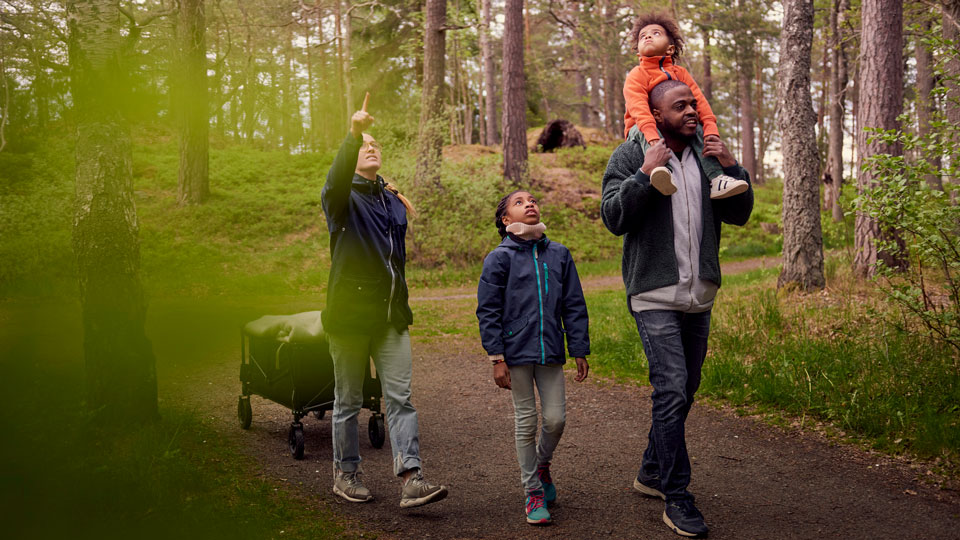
[476,190,590,525]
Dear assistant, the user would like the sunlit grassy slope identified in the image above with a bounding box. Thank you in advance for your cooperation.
[0,126,852,298]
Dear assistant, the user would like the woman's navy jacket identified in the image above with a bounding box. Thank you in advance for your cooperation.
[321,134,412,335]
[477,234,590,366]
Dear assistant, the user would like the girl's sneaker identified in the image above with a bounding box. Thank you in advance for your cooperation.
[525,489,552,525]
[710,175,749,199]
[537,463,556,503]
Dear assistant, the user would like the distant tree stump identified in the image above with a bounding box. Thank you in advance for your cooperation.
[535,119,586,152]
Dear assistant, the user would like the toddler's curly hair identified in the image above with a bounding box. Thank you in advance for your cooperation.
[629,11,685,62]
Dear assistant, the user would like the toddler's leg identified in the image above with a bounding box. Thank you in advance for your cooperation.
[693,125,749,199]
[630,125,677,196]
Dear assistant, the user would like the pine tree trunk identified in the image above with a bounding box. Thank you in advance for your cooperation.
[817,38,828,144]
[342,1,353,118]
[701,27,713,102]
[32,49,49,130]
[305,29,315,150]
[334,2,345,136]
[458,35,473,145]
[240,4,255,142]
[601,0,617,137]
[828,0,848,222]
[590,66,602,128]
[575,46,590,126]
[915,18,942,190]
[177,0,209,205]
[739,61,757,181]
[754,43,766,185]
[67,0,158,423]
[414,0,446,191]
[736,1,757,181]
[778,0,825,291]
[501,0,528,183]
[942,0,960,186]
[0,42,8,153]
[315,2,328,149]
[481,0,498,145]
[854,0,904,278]
[213,24,224,139]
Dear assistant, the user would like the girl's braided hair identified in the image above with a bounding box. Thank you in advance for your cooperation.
[494,190,524,238]
[629,11,685,62]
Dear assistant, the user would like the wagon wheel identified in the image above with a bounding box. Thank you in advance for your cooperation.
[289,423,305,459]
[368,414,385,449]
[238,396,252,430]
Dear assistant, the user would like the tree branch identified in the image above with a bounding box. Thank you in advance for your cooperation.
[439,24,472,31]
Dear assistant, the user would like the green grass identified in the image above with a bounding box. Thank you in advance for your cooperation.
[585,260,960,465]
[0,298,352,540]
[0,128,811,299]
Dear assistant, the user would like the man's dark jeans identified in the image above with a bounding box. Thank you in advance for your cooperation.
[633,309,711,502]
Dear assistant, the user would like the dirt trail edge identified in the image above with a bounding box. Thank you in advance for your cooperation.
[169,260,959,540]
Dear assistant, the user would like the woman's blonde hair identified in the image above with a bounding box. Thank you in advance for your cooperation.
[382,180,417,218]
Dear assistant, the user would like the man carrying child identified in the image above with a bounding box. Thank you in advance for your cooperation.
[602,75,754,537]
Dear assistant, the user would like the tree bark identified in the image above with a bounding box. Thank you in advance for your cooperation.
[0,40,8,153]
[240,3,255,142]
[414,0,446,191]
[739,60,757,181]
[942,0,960,186]
[828,0,849,221]
[754,42,766,185]
[601,0,617,137]
[334,1,345,137]
[575,45,590,126]
[854,0,904,278]
[915,17,942,190]
[480,0,498,145]
[589,65,602,128]
[212,19,224,139]
[778,0,825,291]
[701,27,713,102]
[67,0,158,423]
[501,0,528,183]
[176,0,209,205]
[342,0,353,118]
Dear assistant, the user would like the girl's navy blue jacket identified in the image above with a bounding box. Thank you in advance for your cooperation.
[321,134,412,335]
[477,234,590,366]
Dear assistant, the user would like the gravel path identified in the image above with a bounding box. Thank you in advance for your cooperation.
[157,268,960,540]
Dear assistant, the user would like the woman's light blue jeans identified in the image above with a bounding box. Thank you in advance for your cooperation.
[328,325,421,476]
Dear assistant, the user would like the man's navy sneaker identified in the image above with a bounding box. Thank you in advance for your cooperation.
[633,472,666,500]
[663,499,709,537]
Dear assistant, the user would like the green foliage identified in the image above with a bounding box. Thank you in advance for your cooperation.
[0,136,77,297]
[585,266,960,461]
[0,300,350,540]
[854,118,960,362]
[720,179,783,259]
[2,126,793,298]
[706,285,960,459]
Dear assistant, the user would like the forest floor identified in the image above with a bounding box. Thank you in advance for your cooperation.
[163,258,960,540]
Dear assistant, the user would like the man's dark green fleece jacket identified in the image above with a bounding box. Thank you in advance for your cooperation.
[600,138,754,297]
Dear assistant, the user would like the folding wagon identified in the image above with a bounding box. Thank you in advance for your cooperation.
[237,311,386,459]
